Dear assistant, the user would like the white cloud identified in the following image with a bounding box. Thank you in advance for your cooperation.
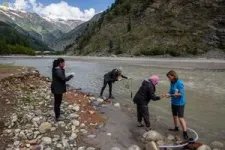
[12,0,95,21]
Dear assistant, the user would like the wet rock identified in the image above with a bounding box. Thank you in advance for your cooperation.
[143,131,164,142]
[210,141,224,149]
[128,145,141,150]
[197,145,212,150]
[41,137,52,145]
[39,122,52,133]
[146,141,159,150]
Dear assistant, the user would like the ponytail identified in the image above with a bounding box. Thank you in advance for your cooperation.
[52,59,59,72]
[52,58,65,72]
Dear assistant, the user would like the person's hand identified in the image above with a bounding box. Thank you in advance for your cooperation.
[165,93,171,98]
[118,78,122,81]
[160,94,166,99]
[69,72,75,77]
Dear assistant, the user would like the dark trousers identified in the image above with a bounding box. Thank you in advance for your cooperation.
[137,105,150,127]
[100,79,112,96]
[54,94,63,119]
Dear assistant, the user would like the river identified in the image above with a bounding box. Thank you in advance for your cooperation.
[0,56,225,144]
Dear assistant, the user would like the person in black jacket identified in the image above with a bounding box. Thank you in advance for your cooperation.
[51,58,74,121]
[133,75,162,131]
[100,68,129,99]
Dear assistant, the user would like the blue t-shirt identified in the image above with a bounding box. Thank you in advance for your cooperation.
[169,79,186,106]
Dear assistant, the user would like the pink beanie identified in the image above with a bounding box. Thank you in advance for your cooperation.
[149,75,159,86]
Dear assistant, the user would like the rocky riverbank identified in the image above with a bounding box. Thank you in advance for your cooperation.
[0,65,224,150]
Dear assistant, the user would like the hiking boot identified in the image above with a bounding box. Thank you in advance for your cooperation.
[55,116,65,122]
[169,126,179,132]
[183,131,189,140]
[145,127,152,131]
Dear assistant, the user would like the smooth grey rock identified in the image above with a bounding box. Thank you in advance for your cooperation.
[111,147,120,150]
[143,131,164,142]
[39,122,52,133]
[41,137,52,145]
[69,133,77,141]
[128,145,141,150]
[210,141,224,149]
[197,145,212,150]
[146,141,159,150]
[71,120,80,126]
[69,113,79,119]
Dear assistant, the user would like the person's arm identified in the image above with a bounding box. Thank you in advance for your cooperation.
[55,69,73,82]
[172,82,184,97]
[149,85,160,101]
[121,74,128,79]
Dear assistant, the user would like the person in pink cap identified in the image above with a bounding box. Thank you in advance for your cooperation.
[133,75,162,131]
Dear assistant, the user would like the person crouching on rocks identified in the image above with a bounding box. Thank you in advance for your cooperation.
[133,75,162,131]
[164,70,189,140]
[51,58,74,122]
[100,68,130,99]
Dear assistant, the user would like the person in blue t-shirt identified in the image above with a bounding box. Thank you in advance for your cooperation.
[165,70,189,140]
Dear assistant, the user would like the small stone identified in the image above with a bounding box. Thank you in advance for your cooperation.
[78,147,86,150]
[62,139,69,148]
[128,145,141,150]
[197,145,211,150]
[69,133,77,141]
[86,147,95,150]
[26,144,31,148]
[89,111,95,115]
[89,97,96,101]
[14,141,20,146]
[210,141,224,149]
[15,129,21,133]
[71,120,80,126]
[107,133,112,136]
[114,103,120,108]
[41,137,52,145]
[167,134,175,141]
[80,123,85,128]
[56,143,63,148]
[87,135,96,138]
[50,127,56,131]
[70,113,79,119]
[97,98,104,103]
[39,122,52,133]
[111,147,120,150]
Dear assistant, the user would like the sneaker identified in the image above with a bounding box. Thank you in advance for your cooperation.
[183,131,189,140]
[108,95,115,99]
[145,127,152,131]
[137,122,144,127]
[169,127,179,132]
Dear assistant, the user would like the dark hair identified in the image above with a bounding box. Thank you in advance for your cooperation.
[52,58,65,72]
[167,70,178,81]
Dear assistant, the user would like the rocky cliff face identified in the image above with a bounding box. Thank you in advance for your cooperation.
[71,0,225,57]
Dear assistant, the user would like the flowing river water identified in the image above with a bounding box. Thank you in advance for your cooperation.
[0,56,225,144]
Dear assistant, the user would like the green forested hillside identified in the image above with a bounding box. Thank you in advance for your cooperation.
[0,21,51,55]
[72,0,225,56]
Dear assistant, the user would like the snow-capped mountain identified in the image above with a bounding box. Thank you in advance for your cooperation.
[0,6,84,47]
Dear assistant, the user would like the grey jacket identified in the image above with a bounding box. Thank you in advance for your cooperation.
[51,67,73,94]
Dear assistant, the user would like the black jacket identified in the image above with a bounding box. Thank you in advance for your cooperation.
[51,67,73,94]
[104,69,128,83]
[133,80,160,105]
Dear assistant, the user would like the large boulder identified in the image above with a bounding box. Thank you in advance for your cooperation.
[39,122,52,133]
[128,145,141,150]
[146,141,159,150]
[197,145,211,150]
[210,141,224,149]
[143,130,164,142]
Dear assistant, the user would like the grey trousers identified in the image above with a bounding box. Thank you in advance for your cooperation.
[137,105,150,127]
